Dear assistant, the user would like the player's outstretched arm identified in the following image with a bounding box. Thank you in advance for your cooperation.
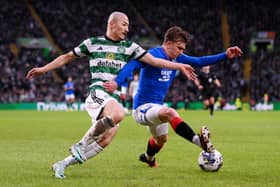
[226,46,243,59]
[26,51,77,79]
[177,46,243,68]
[140,53,197,80]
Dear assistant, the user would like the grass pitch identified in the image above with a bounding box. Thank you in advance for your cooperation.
[0,110,279,187]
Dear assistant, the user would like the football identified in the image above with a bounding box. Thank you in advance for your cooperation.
[198,149,223,172]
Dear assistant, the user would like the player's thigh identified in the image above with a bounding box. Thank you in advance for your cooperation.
[65,94,73,101]
[132,103,164,126]
[209,96,215,104]
[158,107,179,121]
[67,95,75,103]
[204,99,210,106]
[70,94,75,101]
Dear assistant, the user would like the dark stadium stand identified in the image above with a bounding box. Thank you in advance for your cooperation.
[1,0,279,105]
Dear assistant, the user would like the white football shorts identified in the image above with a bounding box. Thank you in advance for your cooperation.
[65,93,75,101]
[132,103,168,137]
[85,89,121,121]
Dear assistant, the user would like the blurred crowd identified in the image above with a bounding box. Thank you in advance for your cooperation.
[0,0,279,105]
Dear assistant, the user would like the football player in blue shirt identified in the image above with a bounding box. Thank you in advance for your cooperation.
[104,26,242,167]
[64,76,75,111]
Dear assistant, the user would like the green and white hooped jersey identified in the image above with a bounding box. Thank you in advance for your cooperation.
[73,36,146,100]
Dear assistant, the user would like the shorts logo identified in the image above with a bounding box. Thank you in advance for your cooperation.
[90,90,104,105]
[140,105,152,114]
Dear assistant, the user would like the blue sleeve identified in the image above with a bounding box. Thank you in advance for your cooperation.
[177,52,227,68]
[115,60,144,86]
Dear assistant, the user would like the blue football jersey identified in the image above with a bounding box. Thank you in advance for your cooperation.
[64,82,75,95]
[115,47,227,109]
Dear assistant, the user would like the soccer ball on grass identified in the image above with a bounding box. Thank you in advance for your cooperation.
[198,149,223,172]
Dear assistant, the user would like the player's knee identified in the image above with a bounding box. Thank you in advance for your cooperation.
[155,134,168,145]
[104,101,126,124]
[160,108,179,120]
[111,110,125,124]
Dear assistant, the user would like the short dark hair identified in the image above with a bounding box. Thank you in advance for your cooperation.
[163,26,190,45]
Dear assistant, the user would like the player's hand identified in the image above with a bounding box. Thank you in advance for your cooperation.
[120,93,126,100]
[179,64,197,81]
[198,85,203,90]
[103,81,118,93]
[226,46,243,59]
[26,67,47,79]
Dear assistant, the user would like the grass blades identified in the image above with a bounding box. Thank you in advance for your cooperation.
[0,110,279,187]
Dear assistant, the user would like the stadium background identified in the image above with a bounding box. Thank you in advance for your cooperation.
[1,0,279,111]
[1,1,280,187]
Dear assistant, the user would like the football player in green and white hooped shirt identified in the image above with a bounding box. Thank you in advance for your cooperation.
[26,11,196,179]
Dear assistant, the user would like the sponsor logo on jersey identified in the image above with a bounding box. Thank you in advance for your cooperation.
[158,69,172,82]
[106,53,115,60]
[97,60,122,69]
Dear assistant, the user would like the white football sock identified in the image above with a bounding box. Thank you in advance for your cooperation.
[63,155,77,167]
[192,135,202,147]
[79,122,97,146]
[84,141,104,159]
